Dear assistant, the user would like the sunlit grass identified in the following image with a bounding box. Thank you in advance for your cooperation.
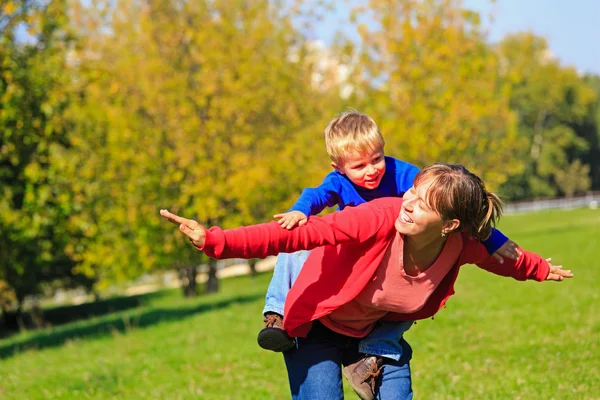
[0,208,598,399]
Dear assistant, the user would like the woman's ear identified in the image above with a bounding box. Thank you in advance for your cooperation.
[442,219,460,235]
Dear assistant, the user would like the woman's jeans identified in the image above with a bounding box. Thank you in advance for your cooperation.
[263,251,414,361]
[283,321,413,400]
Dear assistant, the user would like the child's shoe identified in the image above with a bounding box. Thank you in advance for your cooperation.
[342,355,383,400]
[256,312,296,352]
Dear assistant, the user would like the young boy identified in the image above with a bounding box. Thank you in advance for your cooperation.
[259,111,519,397]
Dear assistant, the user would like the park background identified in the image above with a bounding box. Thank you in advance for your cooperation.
[1,0,599,398]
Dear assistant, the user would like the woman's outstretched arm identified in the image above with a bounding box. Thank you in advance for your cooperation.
[461,233,573,282]
[159,198,400,260]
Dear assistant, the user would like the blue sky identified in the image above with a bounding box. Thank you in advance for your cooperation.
[311,0,599,74]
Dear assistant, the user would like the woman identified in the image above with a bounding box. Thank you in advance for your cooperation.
[160,164,572,399]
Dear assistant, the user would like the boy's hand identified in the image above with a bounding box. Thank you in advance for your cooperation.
[159,209,206,248]
[545,258,574,281]
[491,239,522,264]
[274,211,308,230]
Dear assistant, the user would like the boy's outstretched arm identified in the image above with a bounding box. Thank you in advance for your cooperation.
[274,210,308,230]
[274,173,343,229]
[493,237,521,263]
[484,228,521,264]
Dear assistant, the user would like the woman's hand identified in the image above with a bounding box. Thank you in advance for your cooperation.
[544,258,574,281]
[159,209,206,248]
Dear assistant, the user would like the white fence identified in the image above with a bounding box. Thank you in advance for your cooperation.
[503,192,600,215]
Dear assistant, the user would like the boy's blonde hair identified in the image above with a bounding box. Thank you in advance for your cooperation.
[324,111,385,165]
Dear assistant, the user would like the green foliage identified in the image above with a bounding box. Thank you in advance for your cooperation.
[573,74,600,190]
[0,0,85,310]
[497,33,597,199]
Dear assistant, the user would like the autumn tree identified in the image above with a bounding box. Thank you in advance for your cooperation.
[572,74,600,192]
[65,0,335,295]
[0,0,84,325]
[497,33,596,199]
[338,0,521,189]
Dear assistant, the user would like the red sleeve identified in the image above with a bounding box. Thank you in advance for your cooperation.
[461,233,550,282]
[199,198,401,260]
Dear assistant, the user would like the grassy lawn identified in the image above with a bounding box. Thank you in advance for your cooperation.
[0,208,598,399]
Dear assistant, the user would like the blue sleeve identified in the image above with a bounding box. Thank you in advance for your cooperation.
[481,228,509,254]
[288,173,342,217]
[393,159,420,195]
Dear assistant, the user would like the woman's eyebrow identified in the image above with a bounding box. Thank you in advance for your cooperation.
[418,192,432,209]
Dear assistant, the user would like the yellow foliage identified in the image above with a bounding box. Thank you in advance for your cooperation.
[346,0,521,190]
[2,1,16,16]
[63,0,335,284]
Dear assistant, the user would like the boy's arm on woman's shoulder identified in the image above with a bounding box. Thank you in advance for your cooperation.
[288,173,343,217]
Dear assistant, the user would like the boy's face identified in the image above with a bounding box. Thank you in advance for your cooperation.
[332,147,386,190]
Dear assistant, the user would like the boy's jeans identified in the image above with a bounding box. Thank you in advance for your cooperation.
[284,321,413,399]
[263,251,414,361]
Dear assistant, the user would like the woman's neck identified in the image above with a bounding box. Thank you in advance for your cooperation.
[404,231,446,252]
[402,233,448,276]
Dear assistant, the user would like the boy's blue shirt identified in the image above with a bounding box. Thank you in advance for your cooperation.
[289,156,508,254]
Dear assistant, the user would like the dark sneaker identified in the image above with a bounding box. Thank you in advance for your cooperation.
[256,313,296,352]
[342,355,383,400]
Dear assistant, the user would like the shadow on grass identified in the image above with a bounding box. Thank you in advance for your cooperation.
[0,290,172,340]
[0,292,263,360]
[44,290,172,324]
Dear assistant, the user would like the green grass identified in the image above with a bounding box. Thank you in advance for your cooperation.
[0,208,598,399]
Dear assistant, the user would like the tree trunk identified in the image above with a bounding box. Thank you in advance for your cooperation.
[205,258,219,293]
[181,265,198,297]
[31,302,45,329]
[530,109,549,161]
[15,295,25,331]
[248,259,257,278]
[0,304,6,331]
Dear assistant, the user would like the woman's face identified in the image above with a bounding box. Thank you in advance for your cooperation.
[395,179,445,237]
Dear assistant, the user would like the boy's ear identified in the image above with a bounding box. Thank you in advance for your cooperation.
[331,161,345,175]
